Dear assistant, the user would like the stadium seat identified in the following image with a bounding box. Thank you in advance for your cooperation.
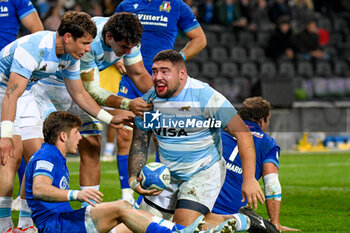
[278,61,295,78]
[191,48,209,63]
[249,47,265,63]
[333,17,349,34]
[240,62,258,79]
[210,47,229,62]
[221,62,239,78]
[220,32,235,46]
[201,61,219,78]
[329,33,343,48]
[333,59,350,77]
[317,18,332,32]
[256,31,270,47]
[237,31,255,46]
[205,31,219,47]
[297,61,313,78]
[230,47,247,63]
[212,77,232,99]
[186,61,200,77]
[231,76,251,102]
[315,61,332,77]
[323,46,337,59]
[260,62,277,78]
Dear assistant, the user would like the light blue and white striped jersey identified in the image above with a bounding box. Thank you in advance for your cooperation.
[80,16,142,72]
[0,31,80,89]
[135,77,237,180]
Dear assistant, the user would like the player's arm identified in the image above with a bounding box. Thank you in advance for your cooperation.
[181,26,207,60]
[64,77,131,129]
[21,11,44,33]
[262,163,301,232]
[81,68,152,118]
[125,60,153,94]
[128,127,160,196]
[32,175,103,206]
[225,114,265,210]
[0,73,28,165]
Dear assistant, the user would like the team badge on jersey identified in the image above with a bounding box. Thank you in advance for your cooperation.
[119,85,128,94]
[159,1,171,13]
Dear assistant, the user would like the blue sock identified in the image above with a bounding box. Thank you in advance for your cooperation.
[233,213,248,231]
[173,224,185,230]
[117,154,130,189]
[155,151,160,162]
[17,159,26,196]
[146,222,173,233]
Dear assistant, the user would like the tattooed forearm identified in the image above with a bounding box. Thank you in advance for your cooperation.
[128,128,152,178]
[33,193,62,202]
[6,83,19,98]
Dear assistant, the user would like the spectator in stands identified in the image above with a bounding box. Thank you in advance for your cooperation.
[214,0,248,29]
[268,0,291,23]
[197,0,215,24]
[294,18,329,60]
[43,0,64,31]
[250,0,274,31]
[291,0,314,27]
[266,16,294,60]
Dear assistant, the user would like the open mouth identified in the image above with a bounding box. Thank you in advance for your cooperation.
[156,83,166,92]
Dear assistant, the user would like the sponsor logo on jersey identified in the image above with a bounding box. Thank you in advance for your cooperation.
[59,176,68,189]
[179,106,190,112]
[251,131,264,138]
[226,162,242,174]
[0,5,9,17]
[159,1,171,12]
[133,3,139,9]
[35,160,54,172]
[119,86,128,94]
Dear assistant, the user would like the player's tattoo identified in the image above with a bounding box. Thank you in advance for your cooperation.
[6,83,19,98]
[33,193,61,202]
[129,127,152,178]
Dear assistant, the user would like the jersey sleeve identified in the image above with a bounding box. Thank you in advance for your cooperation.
[80,51,97,72]
[62,58,81,80]
[263,144,280,169]
[32,158,56,181]
[178,1,200,33]
[123,44,142,66]
[10,43,41,79]
[200,85,237,128]
[15,0,36,20]
[134,89,156,131]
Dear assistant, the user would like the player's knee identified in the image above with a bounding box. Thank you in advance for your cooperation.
[113,200,133,216]
[117,129,133,145]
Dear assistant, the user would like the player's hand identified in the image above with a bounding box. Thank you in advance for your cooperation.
[110,115,134,130]
[129,98,153,119]
[115,59,127,75]
[77,189,104,207]
[241,178,265,210]
[0,138,15,165]
[133,175,162,196]
[277,224,301,232]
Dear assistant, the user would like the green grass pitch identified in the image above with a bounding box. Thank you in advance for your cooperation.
[11,152,350,232]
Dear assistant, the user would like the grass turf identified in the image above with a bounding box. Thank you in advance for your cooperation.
[11,152,350,232]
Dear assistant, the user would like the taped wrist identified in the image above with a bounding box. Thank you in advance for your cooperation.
[67,190,79,201]
[83,79,112,106]
[1,121,14,138]
[129,177,140,191]
[120,98,131,111]
[263,173,282,201]
[96,109,113,125]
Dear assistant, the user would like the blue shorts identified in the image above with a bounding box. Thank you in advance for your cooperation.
[38,207,87,233]
[117,75,143,99]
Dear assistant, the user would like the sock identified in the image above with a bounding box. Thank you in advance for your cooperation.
[146,222,173,233]
[17,158,26,196]
[151,216,177,230]
[232,213,249,231]
[117,155,130,189]
[0,197,13,232]
[80,185,100,208]
[155,151,160,162]
[18,199,34,229]
[104,142,115,155]
[134,195,143,209]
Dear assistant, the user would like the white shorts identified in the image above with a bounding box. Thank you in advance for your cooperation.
[141,157,226,219]
[30,78,103,137]
[0,86,43,140]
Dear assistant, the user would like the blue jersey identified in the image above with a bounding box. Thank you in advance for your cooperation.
[0,0,36,50]
[0,31,80,89]
[212,121,280,214]
[80,16,142,72]
[115,0,200,74]
[25,143,73,230]
[135,77,237,180]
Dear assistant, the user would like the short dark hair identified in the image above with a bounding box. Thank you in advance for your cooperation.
[103,12,142,45]
[238,97,271,123]
[153,49,185,67]
[43,111,82,145]
[57,11,97,40]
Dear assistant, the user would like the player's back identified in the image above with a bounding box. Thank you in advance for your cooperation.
[212,122,280,214]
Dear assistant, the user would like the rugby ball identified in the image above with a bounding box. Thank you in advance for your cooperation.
[140,162,171,191]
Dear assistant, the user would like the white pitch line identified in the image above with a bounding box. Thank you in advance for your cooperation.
[280,162,350,168]
[283,185,350,192]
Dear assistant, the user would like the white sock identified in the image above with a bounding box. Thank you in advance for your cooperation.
[152,216,175,230]
[104,142,115,155]
[18,199,34,229]
[0,197,13,232]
